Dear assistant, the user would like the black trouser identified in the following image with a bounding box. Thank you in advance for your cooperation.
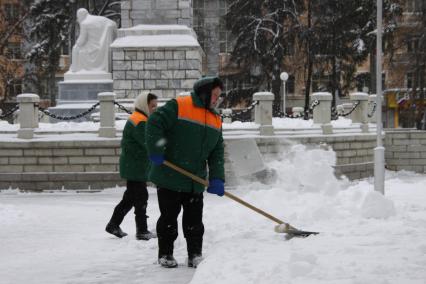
[109,181,148,232]
[156,187,204,257]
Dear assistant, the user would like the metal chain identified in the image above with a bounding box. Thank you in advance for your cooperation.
[221,100,259,119]
[339,101,360,117]
[276,111,304,119]
[331,101,361,120]
[114,101,132,114]
[367,102,377,118]
[38,102,100,121]
[0,105,19,119]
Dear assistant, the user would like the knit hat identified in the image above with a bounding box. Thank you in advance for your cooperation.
[193,76,224,107]
[134,91,150,115]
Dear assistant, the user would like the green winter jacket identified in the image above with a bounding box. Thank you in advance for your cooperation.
[146,91,225,193]
[119,110,151,182]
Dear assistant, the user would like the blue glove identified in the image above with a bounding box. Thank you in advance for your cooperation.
[207,179,224,196]
[149,154,164,166]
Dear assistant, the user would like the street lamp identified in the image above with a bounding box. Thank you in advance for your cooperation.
[374,0,385,194]
[280,72,289,115]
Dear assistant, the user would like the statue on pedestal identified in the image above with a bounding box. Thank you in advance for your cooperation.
[69,8,117,74]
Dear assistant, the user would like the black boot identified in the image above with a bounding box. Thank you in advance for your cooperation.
[188,254,203,268]
[105,223,128,238]
[158,255,178,268]
[136,230,157,240]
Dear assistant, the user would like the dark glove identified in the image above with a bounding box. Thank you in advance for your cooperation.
[149,154,164,166]
[207,179,224,196]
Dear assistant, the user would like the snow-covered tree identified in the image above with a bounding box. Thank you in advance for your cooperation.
[300,0,402,108]
[225,0,304,115]
[25,0,73,103]
[0,2,29,104]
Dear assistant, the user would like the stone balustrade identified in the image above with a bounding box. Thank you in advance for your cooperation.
[98,92,116,138]
[253,92,274,135]
[311,92,333,134]
[17,94,39,139]
[349,92,369,133]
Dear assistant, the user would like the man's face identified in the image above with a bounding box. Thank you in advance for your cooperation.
[210,86,222,108]
[148,99,158,115]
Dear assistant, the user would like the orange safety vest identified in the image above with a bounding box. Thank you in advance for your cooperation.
[129,111,147,126]
[176,96,222,131]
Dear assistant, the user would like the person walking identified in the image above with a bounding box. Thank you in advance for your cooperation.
[105,92,158,240]
[146,76,225,268]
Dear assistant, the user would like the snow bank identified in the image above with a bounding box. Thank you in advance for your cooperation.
[361,191,396,219]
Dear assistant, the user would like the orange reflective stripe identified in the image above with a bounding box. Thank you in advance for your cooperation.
[177,96,222,130]
[129,111,147,126]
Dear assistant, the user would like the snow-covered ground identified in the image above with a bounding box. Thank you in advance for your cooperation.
[1,145,426,284]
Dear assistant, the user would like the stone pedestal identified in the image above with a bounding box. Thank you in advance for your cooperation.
[49,74,113,123]
[110,24,204,99]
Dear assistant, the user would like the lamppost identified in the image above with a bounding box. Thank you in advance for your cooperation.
[374,0,385,194]
[280,72,289,114]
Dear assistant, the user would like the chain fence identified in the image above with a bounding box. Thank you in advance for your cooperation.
[38,102,100,121]
[368,102,377,118]
[331,101,360,120]
[114,101,132,114]
[220,100,258,121]
[0,105,19,120]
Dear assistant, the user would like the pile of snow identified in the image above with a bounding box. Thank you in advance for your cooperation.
[1,147,426,283]
[361,191,396,219]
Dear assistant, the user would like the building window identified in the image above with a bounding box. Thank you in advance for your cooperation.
[312,73,331,92]
[406,73,414,89]
[406,0,423,13]
[7,78,22,97]
[61,41,69,56]
[407,37,420,53]
[286,75,295,94]
[355,72,371,92]
[219,0,232,53]
[4,3,20,22]
[6,43,21,60]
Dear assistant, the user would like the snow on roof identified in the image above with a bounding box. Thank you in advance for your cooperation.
[122,24,191,31]
[110,35,200,48]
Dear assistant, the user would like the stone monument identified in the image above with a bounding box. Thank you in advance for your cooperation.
[50,8,117,121]
[110,0,204,99]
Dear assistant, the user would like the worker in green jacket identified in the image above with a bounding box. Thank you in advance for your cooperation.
[146,76,225,268]
[106,92,158,241]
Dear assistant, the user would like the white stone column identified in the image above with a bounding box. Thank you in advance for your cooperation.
[253,92,274,135]
[312,92,333,134]
[350,92,369,132]
[17,94,39,139]
[222,109,232,124]
[368,94,377,123]
[98,92,116,138]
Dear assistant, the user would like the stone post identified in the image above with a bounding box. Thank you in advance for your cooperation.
[368,94,377,123]
[17,94,39,139]
[98,92,116,138]
[253,92,274,135]
[222,109,232,124]
[350,92,369,132]
[311,92,333,134]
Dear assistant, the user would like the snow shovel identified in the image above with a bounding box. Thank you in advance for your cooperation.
[163,160,319,238]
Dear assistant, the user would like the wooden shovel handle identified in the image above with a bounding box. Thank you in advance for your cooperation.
[163,160,287,225]
[163,160,209,187]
